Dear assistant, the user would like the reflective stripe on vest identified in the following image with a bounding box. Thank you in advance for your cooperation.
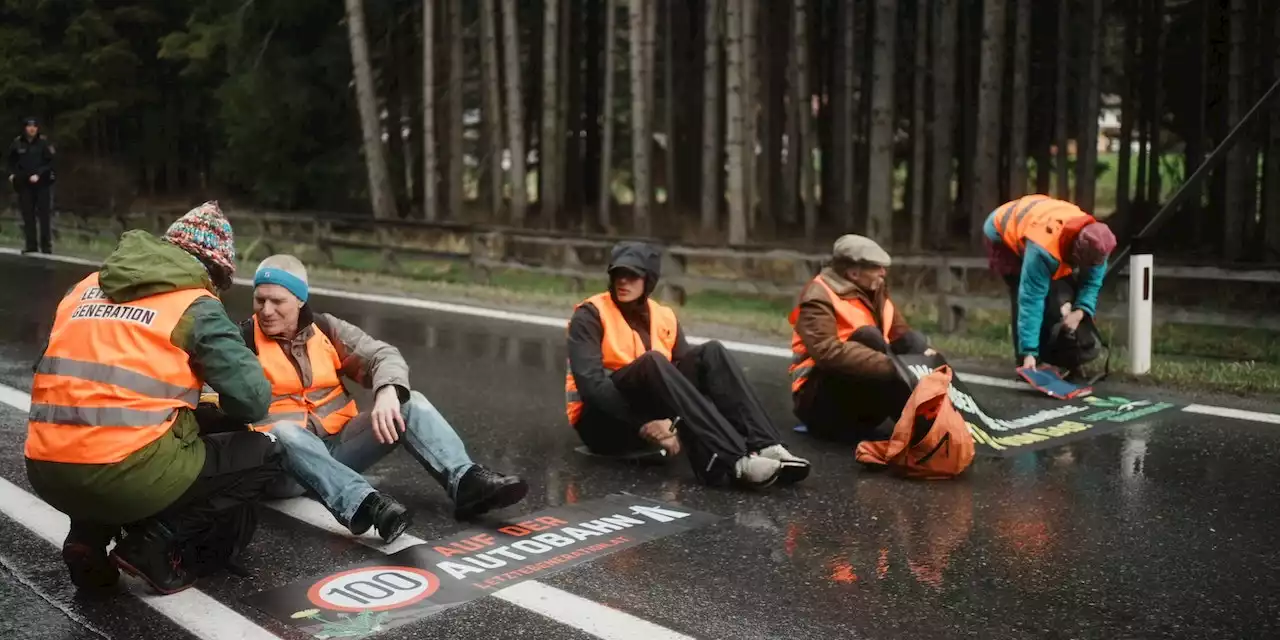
[993,195,1095,280]
[564,293,679,426]
[25,273,210,464]
[786,276,895,393]
[250,317,359,434]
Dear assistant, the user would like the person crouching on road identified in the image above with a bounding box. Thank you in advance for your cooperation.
[243,254,528,544]
[565,241,811,489]
[983,195,1116,376]
[25,202,282,595]
[790,234,934,443]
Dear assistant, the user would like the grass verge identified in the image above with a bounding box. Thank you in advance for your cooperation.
[7,228,1280,397]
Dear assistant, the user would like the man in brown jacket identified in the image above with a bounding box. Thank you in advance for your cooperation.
[789,235,933,442]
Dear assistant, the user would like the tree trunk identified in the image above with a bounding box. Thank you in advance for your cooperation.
[1007,0,1030,199]
[1117,0,1137,219]
[866,0,896,244]
[479,0,504,218]
[1265,6,1280,257]
[972,0,1005,246]
[663,0,677,212]
[1053,0,1070,201]
[1145,0,1165,208]
[447,0,464,218]
[601,0,618,230]
[909,0,928,251]
[345,0,398,219]
[1075,0,1102,212]
[782,9,799,228]
[1224,0,1248,260]
[542,0,561,225]
[725,0,747,244]
[699,0,724,233]
[501,0,528,223]
[930,0,957,244]
[741,0,758,232]
[1187,0,1209,240]
[630,0,654,235]
[837,0,857,229]
[794,0,817,241]
[759,2,786,233]
[560,0,576,222]
[423,0,440,221]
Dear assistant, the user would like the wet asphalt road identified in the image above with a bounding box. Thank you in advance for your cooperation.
[0,254,1278,639]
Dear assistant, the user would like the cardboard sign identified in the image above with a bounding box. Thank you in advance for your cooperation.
[895,354,1179,457]
[245,494,719,638]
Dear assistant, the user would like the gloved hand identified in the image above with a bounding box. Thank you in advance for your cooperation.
[850,326,889,353]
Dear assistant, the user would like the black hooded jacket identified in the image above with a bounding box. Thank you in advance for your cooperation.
[8,120,55,184]
[567,242,692,428]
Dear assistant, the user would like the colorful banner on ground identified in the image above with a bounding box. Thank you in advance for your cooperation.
[895,354,1181,457]
[244,494,719,638]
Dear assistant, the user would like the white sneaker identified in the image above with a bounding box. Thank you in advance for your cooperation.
[734,455,782,489]
[757,444,811,485]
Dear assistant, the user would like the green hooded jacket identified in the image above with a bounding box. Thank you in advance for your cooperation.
[25,230,271,524]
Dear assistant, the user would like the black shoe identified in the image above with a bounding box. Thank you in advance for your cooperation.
[109,523,195,595]
[350,492,412,544]
[62,539,119,591]
[453,465,528,520]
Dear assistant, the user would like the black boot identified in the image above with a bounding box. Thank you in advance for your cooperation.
[349,492,412,544]
[109,520,195,595]
[62,524,119,591]
[453,465,528,520]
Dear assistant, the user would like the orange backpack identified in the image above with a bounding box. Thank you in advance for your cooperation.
[854,365,975,479]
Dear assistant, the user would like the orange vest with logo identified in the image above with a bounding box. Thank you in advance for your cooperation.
[854,365,975,479]
[565,293,679,426]
[250,317,359,434]
[25,273,210,464]
[787,276,895,393]
[992,195,1095,280]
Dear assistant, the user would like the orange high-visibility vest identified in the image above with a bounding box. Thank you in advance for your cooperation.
[564,293,679,426]
[250,317,358,434]
[788,276,895,393]
[25,273,211,464]
[992,195,1095,280]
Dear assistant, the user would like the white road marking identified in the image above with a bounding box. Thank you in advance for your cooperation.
[0,475,280,640]
[0,381,695,638]
[1181,404,1280,425]
[4,248,1279,425]
[493,581,696,640]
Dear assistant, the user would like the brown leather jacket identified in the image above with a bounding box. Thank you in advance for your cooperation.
[792,267,912,380]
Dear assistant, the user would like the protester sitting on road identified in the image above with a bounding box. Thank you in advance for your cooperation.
[983,195,1116,376]
[789,234,933,443]
[25,201,282,595]
[240,254,528,544]
[565,241,811,489]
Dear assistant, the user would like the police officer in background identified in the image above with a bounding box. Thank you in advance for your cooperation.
[8,116,56,254]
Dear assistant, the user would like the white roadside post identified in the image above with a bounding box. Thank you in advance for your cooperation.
[1128,254,1154,375]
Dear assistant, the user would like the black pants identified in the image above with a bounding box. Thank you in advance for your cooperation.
[141,431,283,544]
[794,371,905,444]
[576,342,783,481]
[66,431,282,550]
[998,272,1090,368]
[17,184,52,253]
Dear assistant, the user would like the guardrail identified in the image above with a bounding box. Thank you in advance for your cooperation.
[4,208,1279,335]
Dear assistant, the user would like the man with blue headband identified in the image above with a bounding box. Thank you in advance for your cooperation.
[238,254,527,543]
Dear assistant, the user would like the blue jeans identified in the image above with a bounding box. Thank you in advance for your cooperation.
[266,391,476,525]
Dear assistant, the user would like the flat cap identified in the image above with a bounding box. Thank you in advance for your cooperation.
[832,234,892,267]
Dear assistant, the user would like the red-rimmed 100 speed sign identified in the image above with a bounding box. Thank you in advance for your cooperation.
[306,566,440,612]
